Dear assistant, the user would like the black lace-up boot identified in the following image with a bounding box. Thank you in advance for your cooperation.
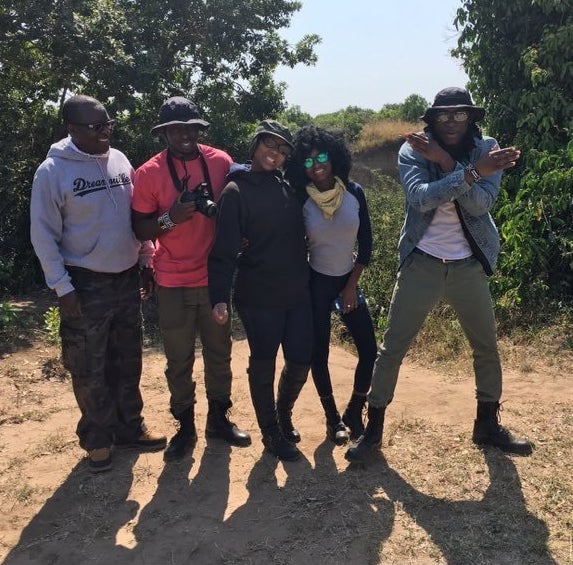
[206,398,251,447]
[344,404,385,463]
[472,401,533,455]
[164,406,197,461]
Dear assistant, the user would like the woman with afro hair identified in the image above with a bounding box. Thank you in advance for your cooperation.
[287,125,377,445]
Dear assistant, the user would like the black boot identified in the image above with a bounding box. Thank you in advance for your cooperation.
[345,404,385,463]
[342,392,367,440]
[164,406,197,461]
[248,358,301,462]
[320,395,349,445]
[206,398,251,447]
[472,401,533,455]
[276,361,310,444]
[262,427,301,461]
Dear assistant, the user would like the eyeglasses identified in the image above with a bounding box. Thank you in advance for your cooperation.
[260,135,292,158]
[434,111,470,123]
[73,119,116,132]
[303,152,329,170]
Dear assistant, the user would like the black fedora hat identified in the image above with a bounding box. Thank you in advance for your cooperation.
[421,87,485,123]
[151,96,210,135]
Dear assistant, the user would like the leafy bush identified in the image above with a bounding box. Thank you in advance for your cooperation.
[0,302,18,331]
[43,307,60,345]
[360,173,404,340]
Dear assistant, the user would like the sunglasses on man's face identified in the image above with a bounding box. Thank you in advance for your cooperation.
[434,111,470,123]
[73,119,116,132]
[304,152,329,170]
[260,135,292,158]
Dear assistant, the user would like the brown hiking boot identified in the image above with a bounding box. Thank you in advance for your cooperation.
[88,447,112,473]
[115,429,167,452]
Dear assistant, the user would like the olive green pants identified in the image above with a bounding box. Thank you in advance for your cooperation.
[368,252,502,408]
[157,286,233,417]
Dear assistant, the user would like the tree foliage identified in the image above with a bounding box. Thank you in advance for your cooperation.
[453,0,573,314]
[0,0,319,294]
[314,106,378,142]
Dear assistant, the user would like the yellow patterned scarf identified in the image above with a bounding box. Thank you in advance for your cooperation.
[306,177,345,220]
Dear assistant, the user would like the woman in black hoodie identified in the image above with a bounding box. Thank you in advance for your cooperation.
[208,120,312,461]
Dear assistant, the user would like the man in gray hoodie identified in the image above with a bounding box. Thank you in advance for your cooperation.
[30,95,166,473]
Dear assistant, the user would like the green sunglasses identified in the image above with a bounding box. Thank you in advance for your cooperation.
[304,152,329,170]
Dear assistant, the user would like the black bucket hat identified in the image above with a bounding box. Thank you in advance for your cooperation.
[421,87,485,123]
[151,96,210,135]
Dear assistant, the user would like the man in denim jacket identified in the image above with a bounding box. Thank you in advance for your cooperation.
[346,87,533,462]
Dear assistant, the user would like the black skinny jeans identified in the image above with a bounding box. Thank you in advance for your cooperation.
[237,303,313,364]
[309,268,377,398]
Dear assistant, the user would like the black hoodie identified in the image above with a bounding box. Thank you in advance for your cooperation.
[208,163,310,309]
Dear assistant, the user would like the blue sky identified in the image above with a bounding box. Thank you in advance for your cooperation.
[275,0,469,115]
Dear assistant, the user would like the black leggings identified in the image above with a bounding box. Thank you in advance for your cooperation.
[309,268,377,398]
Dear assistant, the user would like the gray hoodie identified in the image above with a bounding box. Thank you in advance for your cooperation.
[30,137,153,297]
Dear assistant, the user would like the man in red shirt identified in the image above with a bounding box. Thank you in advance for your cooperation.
[132,97,250,460]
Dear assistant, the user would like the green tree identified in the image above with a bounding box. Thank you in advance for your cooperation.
[453,0,573,314]
[314,106,378,142]
[401,94,429,122]
[0,0,319,294]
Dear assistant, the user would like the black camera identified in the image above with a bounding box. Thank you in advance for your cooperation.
[180,182,217,218]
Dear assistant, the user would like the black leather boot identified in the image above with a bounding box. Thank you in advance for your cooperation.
[320,395,349,445]
[206,398,251,447]
[262,427,301,461]
[472,401,533,455]
[342,392,367,440]
[164,406,197,461]
[344,404,385,463]
[248,358,301,461]
[276,361,310,444]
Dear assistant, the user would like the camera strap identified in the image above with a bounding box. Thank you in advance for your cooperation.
[166,148,215,198]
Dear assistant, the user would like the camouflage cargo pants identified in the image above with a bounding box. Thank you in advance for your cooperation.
[61,265,145,450]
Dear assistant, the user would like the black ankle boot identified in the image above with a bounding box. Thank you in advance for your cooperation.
[277,361,309,444]
[262,427,301,461]
[320,395,349,445]
[164,406,197,461]
[342,392,367,440]
[472,401,533,455]
[206,399,251,447]
[345,404,385,463]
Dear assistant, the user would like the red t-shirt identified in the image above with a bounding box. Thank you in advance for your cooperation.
[133,145,232,287]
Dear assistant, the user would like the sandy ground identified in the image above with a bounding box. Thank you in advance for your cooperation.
[0,326,571,564]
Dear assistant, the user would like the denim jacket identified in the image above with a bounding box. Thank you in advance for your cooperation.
[397,134,501,275]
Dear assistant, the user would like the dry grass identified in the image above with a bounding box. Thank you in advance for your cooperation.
[353,119,425,153]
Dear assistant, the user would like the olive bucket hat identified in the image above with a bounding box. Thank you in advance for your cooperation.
[421,87,485,123]
[248,119,293,157]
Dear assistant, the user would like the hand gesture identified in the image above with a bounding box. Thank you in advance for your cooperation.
[475,146,521,177]
[405,132,454,171]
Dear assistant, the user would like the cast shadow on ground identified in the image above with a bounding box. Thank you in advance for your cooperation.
[358,448,557,565]
[3,449,141,564]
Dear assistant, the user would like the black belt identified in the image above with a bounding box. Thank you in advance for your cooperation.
[412,248,473,264]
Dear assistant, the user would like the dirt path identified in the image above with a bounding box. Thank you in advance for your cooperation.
[0,334,571,564]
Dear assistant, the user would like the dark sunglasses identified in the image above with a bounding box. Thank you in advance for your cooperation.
[260,135,292,158]
[434,111,470,123]
[73,119,116,132]
[304,152,329,170]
